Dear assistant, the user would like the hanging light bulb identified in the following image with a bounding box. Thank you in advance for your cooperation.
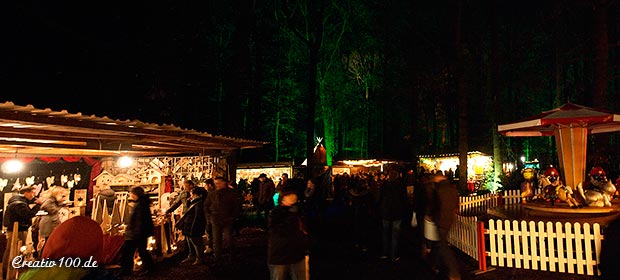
[117,156,134,168]
[2,159,23,173]
[3,150,23,174]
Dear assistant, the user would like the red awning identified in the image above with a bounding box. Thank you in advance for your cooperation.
[498,103,620,137]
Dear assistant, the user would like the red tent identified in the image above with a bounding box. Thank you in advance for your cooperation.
[498,103,620,189]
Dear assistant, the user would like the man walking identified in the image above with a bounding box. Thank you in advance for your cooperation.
[425,173,461,280]
[204,177,242,262]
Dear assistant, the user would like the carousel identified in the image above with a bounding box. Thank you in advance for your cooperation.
[494,103,620,224]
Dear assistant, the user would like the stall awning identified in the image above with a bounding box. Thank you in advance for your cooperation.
[0,101,267,157]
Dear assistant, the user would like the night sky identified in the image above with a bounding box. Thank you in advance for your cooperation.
[1,1,619,163]
[1,2,207,125]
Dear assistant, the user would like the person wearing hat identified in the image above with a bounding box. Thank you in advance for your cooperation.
[120,186,154,276]
[2,186,42,279]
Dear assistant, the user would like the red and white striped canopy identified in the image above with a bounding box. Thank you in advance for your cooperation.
[498,103,620,137]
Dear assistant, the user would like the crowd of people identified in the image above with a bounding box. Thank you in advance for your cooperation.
[2,185,115,280]
[243,168,462,280]
[0,168,464,280]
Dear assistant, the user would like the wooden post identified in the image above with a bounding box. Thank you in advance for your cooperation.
[477,221,487,271]
[160,221,168,255]
[6,222,19,280]
[91,194,99,221]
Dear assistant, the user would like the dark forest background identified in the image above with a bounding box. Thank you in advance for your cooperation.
[2,0,620,180]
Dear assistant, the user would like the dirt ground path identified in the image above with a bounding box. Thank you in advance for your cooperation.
[122,204,602,280]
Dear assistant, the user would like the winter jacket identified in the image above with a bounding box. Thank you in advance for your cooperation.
[268,204,307,265]
[3,194,40,231]
[379,179,408,221]
[39,197,62,238]
[97,188,116,213]
[257,179,276,206]
[166,190,191,214]
[425,177,459,238]
[179,195,206,237]
[124,195,154,240]
[204,188,242,227]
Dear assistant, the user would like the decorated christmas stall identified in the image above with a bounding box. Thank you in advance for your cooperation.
[91,155,227,261]
[0,101,265,278]
[418,151,494,192]
[332,159,399,175]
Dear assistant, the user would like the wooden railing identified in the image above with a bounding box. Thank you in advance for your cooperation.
[449,189,603,276]
[487,219,602,276]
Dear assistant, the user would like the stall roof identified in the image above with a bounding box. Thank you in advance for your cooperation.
[0,101,267,157]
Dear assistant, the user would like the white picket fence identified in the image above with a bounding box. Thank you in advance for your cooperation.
[447,190,604,276]
[501,188,543,205]
[487,219,603,276]
[459,192,499,214]
[448,215,480,261]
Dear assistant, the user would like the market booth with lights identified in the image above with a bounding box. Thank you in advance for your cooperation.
[418,151,494,192]
[0,101,265,278]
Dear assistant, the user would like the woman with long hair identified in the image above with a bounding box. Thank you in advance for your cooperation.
[38,186,69,251]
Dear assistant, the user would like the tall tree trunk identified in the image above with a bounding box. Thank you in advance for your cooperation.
[319,83,336,166]
[306,0,323,177]
[275,96,281,162]
[307,45,318,176]
[592,0,609,108]
[552,0,563,106]
[489,0,502,188]
[228,0,252,137]
[456,0,468,192]
[590,0,610,162]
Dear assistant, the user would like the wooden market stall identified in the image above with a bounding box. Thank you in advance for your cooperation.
[0,101,266,274]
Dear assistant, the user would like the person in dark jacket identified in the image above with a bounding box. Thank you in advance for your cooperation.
[120,186,154,276]
[378,168,408,262]
[2,186,42,279]
[303,177,322,236]
[256,174,276,225]
[204,178,215,254]
[348,176,372,251]
[204,177,242,261]
[178,186,207,265]
[95,186,116,215]
[166,179,196,261]
[268,189,308,280]
[425,173,461,280]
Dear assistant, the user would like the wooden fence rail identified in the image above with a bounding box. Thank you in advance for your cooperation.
[487,219,602,276]
[450,190,603,276]
[448,215,480,261]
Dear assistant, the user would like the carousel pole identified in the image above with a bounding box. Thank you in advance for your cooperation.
[554,126,588,189]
